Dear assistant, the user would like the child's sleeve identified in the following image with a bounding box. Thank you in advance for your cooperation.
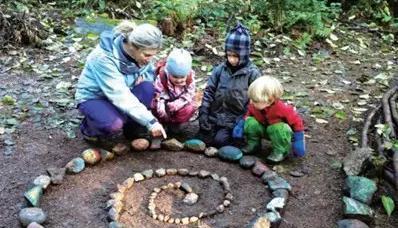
[199,65,221,115]
[153,75,170,101]
[281,103,304,132]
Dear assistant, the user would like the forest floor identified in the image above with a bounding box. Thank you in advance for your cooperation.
[0,17,397,228]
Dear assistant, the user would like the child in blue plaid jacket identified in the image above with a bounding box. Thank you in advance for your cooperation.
[198,22,261,148]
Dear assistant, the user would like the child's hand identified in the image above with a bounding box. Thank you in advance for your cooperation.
[232,118,245,138]
[199,114,211,131]
[292,131,305,157]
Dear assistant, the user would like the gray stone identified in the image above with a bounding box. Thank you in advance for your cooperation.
[47,167,66,185]
[142,169,153,178]
[272,189,289,202]
[266,197,286,211]
[220,177,231,192]
[252,161,270,176]
[161,138,184,151]
[189,171,198,176]
[27,222,44,228]
[344,176,377,204]
[19,207,47,227]
[216,204,225,213]
[133,173,145,182]
[155,168,166,177]
[239,156,257,169]
[65,157,85,174]
[343,197,374,221]
[184,139,206,152]
[150,138,162,150]
[211,173,220,181]
[343,147,373,176]
[108,208,119,221]
[218,146,243,161]
[166,168,177,175]
[180,182,192,193]
[268,176,292,191]
[33,175,51,189]
[112,143,129,155]
[177,168,189,175]
[337,219,369,228]
[289,170,305,177]
[109,221,126,228]
[100,149,115,161]
[261,171,278,183]
[225,193,234,201]
[183,193,199,205]
[198,170,211,178]
[263,211,282,223]
[204,147,218,157]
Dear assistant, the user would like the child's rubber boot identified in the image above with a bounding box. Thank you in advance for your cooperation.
[241,139,260,154]
[266,151,287,163]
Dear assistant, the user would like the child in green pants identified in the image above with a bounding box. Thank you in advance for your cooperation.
[233,76,306,162]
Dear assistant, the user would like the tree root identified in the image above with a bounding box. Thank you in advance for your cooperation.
[382,86,398,139]
[390,92,398,127]
[361,105,381,148]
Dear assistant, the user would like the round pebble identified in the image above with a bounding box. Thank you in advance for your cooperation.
[133,173,145,182]
[65,157,85,174]
[218,146,243,161]
[204,147,218,157]
[239,156,257,169]
[19,207,47,227]
[27,222,44,228]
[183,193,199,205]
[100,149,115,161]
[81,148,101,165]
[155,168,166,177]
[142,169,154,178]
[184,139,206,152]
[112,143,129,155]
[131,138,150,151]
[33,175,51,189]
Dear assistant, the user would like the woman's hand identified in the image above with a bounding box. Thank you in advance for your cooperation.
[150,122,167,139]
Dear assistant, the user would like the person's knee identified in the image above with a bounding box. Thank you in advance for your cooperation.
[244,116,260,131]
[213,130,231,148]
[173,105,196,123]
[100,118,124,135]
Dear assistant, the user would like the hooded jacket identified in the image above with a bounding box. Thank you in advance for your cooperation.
[75,30,157,129]
[200,61,260,129]
[199,22,260,129]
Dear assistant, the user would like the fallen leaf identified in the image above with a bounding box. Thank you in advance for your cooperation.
[315,118,328,124]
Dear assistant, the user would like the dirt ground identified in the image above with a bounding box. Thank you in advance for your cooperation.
[1,25,398,228]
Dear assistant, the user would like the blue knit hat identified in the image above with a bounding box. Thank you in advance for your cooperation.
[225,22,251,66]
[166,48,192,78]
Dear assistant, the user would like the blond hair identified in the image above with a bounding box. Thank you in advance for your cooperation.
[114,20,162,50]
[248,76,284,103]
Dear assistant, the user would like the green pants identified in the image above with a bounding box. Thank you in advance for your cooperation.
[244,116,293,156]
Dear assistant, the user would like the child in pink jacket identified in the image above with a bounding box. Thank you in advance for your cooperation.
[151,48,196,128]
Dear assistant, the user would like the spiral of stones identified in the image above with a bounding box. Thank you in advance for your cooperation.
[107,168,233,225]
